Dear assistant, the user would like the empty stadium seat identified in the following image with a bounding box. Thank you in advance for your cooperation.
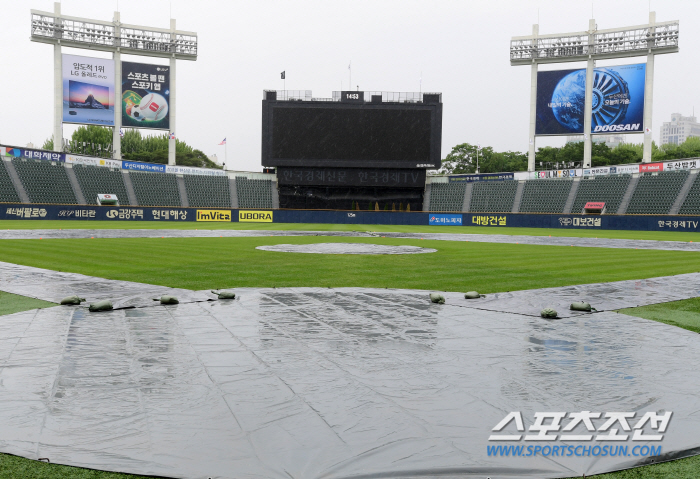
[679,174,700,215]
[627,171,689,215]
[571,175,631,214]
[0,161,21,203]
[73,164,130,205]
[519,179,572,213]
[469,181,518,213]
[236,177,273,209]
[429,183,465,212]
[129,171,181,207]
[12,159,77,204]
[184,175,231,208]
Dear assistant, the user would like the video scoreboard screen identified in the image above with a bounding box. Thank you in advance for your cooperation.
[262,97,442,169]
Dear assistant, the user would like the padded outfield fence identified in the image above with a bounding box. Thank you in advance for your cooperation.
[2,203,700,232]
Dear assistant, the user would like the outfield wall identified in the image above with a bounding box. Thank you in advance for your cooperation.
[2,203,700,232]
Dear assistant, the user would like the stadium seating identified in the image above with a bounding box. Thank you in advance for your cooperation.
[73,164,130,205]
[571,175,631,214]
[184,175,231,208]
[429,182,465,212]
[518,179,572,213]
[12,159,77,204]
[129,171,181,207]
[236,177,273,209]
[0,161,21,203]
[469,181,519,213]
[627,171,689,215]
[679,174,700,215]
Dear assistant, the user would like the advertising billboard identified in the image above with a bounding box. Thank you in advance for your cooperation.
[536,63,646,135]
[121,61,170,129]
[62,54,115,126]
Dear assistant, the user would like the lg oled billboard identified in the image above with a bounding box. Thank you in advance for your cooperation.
[536,63,646,136]
[62,54,115,126]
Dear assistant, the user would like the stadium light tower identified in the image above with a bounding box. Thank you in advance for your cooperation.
[30,2,197,164]
[511,12,678,171]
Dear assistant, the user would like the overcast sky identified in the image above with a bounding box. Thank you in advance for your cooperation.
[2,0,697,171]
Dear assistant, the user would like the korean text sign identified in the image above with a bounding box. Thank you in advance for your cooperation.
[62,54,115,126]
[536,64,646,135]
[122,61,170,129]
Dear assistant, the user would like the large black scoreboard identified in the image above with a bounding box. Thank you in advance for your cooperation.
[262,91,442,169]
[261,90,442,210]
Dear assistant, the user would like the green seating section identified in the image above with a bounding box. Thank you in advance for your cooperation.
[129,171,181,207]
[73,164,130,205]
[571,175,631,214]
[469,181,518,213]
[679,174,700,215]
[184,175,231,208]
[429,183,465,211]
[627,171,689,215]
[236,177,273,209]
[0,161,20,203]
[519,179,572,213]
[12,159,77,204]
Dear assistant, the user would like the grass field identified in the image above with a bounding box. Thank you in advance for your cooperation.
[1,219,700,242]
[620,297,700,334]
[0,220,699,479]
[0,236,699,292]
[0,291,54,316]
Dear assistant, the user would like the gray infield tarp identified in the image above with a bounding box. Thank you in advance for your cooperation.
[1,261,700,478]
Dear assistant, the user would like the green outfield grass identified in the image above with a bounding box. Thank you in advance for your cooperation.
[1,219,700,242]
[619,297,700,334]
[0,236,699,292]
[0,291,55,316]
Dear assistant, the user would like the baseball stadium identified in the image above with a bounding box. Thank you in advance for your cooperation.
[1,2,699,479]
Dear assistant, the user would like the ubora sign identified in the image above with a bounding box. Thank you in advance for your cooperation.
[239,210,273,222]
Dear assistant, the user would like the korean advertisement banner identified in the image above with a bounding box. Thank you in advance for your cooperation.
[122,61,170,129]
[62,54,115,126]
[536,64,646,135]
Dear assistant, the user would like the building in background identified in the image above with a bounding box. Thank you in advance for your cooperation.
[566,135,625,149]
[661,113,700,145]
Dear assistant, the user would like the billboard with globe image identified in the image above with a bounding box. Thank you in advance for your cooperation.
[121,61,170,129]
[62,54,115,126]
[535,63,646,135]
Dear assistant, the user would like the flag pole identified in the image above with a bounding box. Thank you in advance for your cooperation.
[225,140,227,171]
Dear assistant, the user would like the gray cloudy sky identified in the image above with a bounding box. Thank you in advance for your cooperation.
[1,0,697,171]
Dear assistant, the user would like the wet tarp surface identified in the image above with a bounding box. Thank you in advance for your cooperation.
[2,263,700,478]
[256,243,437,254]
[2,228,700,252]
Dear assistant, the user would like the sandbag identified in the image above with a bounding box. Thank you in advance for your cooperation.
[158,295,179,305]
[570,301,595,312]
[212,290,236,300]
[60,295,85,305]
[464,291,482,299]
[89,300,113,312]
[430,293,445,304]
[540,308,558,319]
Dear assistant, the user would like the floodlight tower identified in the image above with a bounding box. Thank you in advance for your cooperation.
[30,2,197,164]
[511,12,678,171]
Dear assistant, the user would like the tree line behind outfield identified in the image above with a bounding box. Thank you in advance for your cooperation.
[440,137,700,175]
[42,126,221,169]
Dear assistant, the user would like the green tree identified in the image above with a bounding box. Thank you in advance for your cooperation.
[41,137,54,150]
[440,143,494,174]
